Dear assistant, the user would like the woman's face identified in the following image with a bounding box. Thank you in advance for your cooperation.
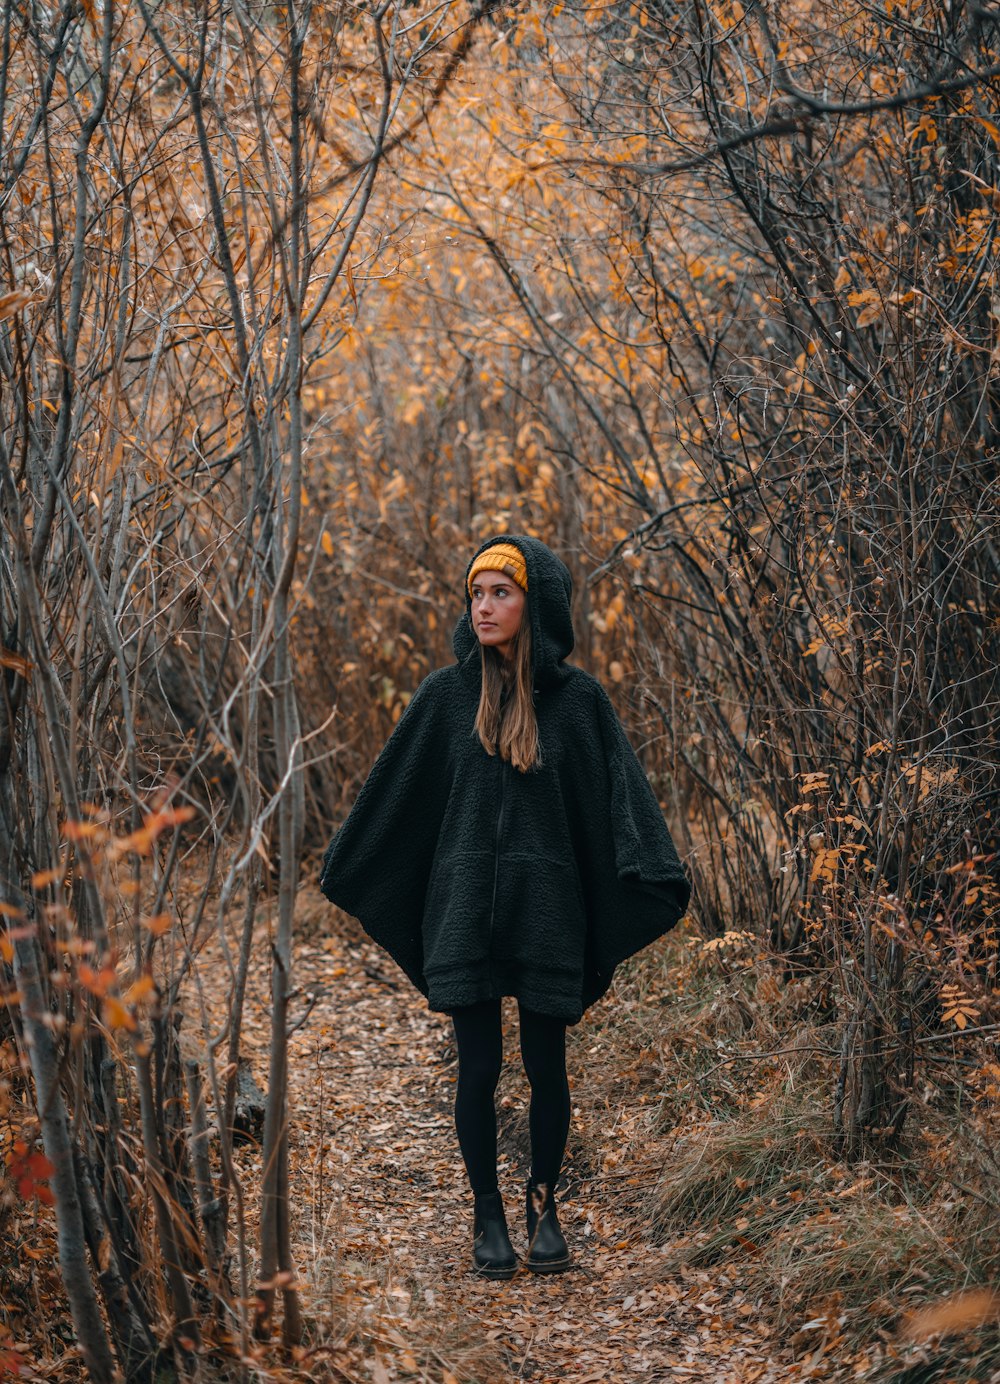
[470,569,526,659]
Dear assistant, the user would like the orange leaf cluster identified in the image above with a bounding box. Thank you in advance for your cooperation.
[111,804,197,859]
[5,1142,55,1207]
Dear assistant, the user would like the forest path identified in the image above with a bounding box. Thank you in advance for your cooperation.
[233,887,800,1384]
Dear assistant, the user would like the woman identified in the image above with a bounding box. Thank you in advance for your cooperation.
[320,535,690,1278]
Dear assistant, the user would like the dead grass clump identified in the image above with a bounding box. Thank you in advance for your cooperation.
[626,931,1000,1377]
[649,1085,833,1262]
[648,1085,1000,1373]
[768,1195,955,1336]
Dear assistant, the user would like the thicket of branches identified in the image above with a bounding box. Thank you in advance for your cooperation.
[0,0,486,1376]
[1,0,998,1378]
[312,0,999,1153]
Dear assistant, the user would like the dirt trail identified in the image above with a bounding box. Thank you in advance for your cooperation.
[229,887,798,1384]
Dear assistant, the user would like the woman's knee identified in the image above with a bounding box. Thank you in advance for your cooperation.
[519,1008,568,1092]
[458,1048,502,1095]
[453,1000,503,1094]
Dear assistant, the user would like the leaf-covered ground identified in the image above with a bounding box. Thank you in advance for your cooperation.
[227,886,802,1383]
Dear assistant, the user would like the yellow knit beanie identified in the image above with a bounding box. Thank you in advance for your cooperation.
[467,542,528,596]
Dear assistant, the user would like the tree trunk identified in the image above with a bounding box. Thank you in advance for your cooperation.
[7,902,116,1384]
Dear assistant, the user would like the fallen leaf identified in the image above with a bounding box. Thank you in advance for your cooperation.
[902,1289,1000,1341]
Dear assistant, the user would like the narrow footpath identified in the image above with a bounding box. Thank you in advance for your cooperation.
[227,886,800,1384]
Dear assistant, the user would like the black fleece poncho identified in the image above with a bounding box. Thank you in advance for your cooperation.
[320,535,691,1023]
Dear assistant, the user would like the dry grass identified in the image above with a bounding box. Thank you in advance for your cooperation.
[577,927,1000,1382]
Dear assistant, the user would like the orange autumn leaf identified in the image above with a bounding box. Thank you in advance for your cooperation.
[110,828,154,858]
[61,937,95,957]
[902,1289,1000,1341]
[78,963,117,997]
[0,1345,23,1375]
[6,1145,55,1206]
[102,996,136,1031]
[62,819,104,842]
[112,804,197,857]
[124,974,156,1005]
[77,962,100,991]
[0,289,41,322]
[30,869,63,889]
[149,804,197,830]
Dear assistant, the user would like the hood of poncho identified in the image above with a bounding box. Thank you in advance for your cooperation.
[453,534,575,687]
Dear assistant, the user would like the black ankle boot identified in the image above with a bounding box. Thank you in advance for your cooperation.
[525,1179,571,1273]
[472,1191,517,1279]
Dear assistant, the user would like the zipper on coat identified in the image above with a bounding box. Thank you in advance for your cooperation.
[487,755,506,983]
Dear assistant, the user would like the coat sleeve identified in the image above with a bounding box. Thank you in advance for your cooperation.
[582,687,691,998]
[319,671,450,995]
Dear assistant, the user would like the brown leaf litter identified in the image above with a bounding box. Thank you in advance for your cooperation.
[204,884,805,1384]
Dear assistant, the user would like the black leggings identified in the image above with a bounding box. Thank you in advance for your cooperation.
[451,998,570,1197]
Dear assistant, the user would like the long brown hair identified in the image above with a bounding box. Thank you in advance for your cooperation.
[474,611,540,772]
